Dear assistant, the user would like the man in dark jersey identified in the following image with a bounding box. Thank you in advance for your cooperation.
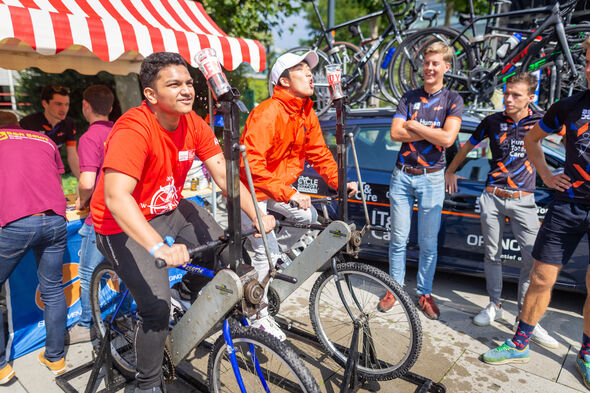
[381,41,463,320]
[20,84,79,178]
[445,73,557,349]
[0,111,68,383]
[482,39,590,391]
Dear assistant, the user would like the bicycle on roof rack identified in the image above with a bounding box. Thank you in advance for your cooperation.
[388,0,590,110]
[269,0,439,115]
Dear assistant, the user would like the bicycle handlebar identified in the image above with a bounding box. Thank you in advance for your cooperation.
[154,228,259,269]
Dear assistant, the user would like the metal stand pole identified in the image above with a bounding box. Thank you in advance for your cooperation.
[334,97,348,222]
[219,89,249,270]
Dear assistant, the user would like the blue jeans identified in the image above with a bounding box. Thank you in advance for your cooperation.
[388,168,445,295]
[78,223,105,327]
[0,214,67,366]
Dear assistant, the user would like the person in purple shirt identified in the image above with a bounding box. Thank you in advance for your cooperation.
[0,111,68,383]
[381,41,463,320]
[482,38,590,392]
[445,73,557,349]
[65,85,114,345]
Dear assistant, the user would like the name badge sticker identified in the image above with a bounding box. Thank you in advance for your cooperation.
[179,151,189,162]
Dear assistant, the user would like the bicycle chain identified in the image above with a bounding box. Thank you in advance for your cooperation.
[162,345,176,383]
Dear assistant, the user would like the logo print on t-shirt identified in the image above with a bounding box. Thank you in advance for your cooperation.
[575,123,590,157]
[147,178,179,214]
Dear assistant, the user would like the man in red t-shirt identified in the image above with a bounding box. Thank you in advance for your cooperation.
[89,52,274,393]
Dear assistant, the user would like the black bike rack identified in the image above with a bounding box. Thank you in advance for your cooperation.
[56,319,129,393]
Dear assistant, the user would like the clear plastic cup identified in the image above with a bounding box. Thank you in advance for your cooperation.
[325,64,344,100]
[195,48,231,100]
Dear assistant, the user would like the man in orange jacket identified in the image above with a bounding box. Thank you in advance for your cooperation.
[240,51,357,340]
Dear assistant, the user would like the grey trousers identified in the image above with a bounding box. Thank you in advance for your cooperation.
[479,190,540,312]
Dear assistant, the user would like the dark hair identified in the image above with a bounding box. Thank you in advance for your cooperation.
[83,85,114,116]
[0,110,18,127]
[506,72,538,95]
[41,84,70,102]
[139,52,189,89]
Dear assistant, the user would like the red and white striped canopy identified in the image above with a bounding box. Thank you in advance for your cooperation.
[0,0,266,75]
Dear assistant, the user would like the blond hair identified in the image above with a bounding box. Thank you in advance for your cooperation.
[423,41,453,63]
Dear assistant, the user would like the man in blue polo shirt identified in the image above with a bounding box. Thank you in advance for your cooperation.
[380,41,463,320]
[482,38,590,391]
[445,72,557,349]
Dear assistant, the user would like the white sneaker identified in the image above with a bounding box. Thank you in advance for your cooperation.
[531,323,559,349]
[250,315,287,342]
[473,302,503,326]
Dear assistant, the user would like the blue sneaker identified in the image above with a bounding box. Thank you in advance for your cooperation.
[482,339,530,365]
[576,354,590,390]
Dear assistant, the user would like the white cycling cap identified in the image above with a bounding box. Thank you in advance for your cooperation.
[270,51,319,86]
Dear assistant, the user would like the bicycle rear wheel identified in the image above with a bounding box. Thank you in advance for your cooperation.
[521,25,590,109]
[319,41,374,111]
[388,27,474,102]
[90,261,137,379]
[309,261,421,381]
[207,325,320,393]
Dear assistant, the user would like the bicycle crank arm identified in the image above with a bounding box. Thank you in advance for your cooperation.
[270,220,351,304]
[166,269,243,366]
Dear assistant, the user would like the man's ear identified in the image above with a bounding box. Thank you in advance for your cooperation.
[41,99,48,110]
[144,87,157,104]
[278,76,290,89]
[444,61,451,73]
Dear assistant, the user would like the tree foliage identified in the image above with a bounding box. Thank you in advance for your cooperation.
[197,0,302,47]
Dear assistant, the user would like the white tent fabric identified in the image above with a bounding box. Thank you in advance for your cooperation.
[0,0,266,75]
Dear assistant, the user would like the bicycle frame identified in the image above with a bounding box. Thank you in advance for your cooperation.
[441,2,578,90]
[102,261,271,393]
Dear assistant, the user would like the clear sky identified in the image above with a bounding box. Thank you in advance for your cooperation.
[272,11,311,51]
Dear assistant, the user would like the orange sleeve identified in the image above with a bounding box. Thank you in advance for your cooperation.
[304,110,338,190]
[241,105,297,203]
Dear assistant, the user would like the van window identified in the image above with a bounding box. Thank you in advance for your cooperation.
[322,126,400,172]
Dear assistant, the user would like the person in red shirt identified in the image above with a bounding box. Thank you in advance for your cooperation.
[240,51,358,340]
[89,52,275,393]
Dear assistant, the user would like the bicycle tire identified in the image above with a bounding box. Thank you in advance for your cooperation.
[319,41,374,110]
[309,261,422,381]
[521,25,590,109]
[375,36,406,105]
[267,46,332,116]
[90,262,138,379]
[388,26,475,102]
[207,325,321,393]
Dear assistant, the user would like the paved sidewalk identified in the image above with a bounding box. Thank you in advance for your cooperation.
[2,265,587,393]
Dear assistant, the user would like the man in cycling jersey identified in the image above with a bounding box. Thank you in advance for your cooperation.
[90,52,275,393]
[239,51,358,341]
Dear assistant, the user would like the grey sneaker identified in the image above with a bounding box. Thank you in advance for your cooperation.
[473,302,502,326]
[65,324,96,345]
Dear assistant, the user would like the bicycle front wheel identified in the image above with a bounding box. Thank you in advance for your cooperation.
[90,261,138,379]
[388,27,474,101]
[309,261,421,381]
[521,25,590,109]
[207,325,320,393]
